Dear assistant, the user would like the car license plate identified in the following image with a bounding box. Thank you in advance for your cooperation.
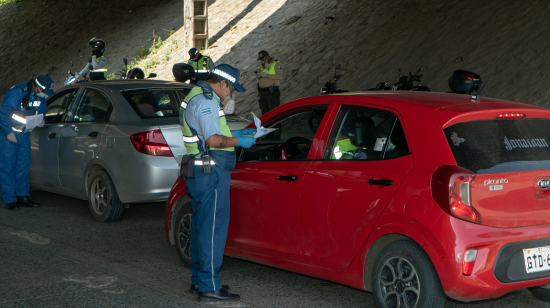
[524,246,550,273]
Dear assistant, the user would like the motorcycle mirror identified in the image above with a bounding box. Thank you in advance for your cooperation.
[123,58,128,65]
[147,73,157,78]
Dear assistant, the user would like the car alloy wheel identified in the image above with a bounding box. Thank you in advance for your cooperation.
[378,256,420,308]
[177,211,192,262]
[90,177,109,215]
[372,240,445,308]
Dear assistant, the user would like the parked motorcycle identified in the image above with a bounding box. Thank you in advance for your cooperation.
[321,64,349,95]
[64,61,79,86]
[366,65,430,91]
[118,58,157,79]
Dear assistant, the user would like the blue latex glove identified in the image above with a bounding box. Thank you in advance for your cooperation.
[233,128,257,137]
[237,136,256,148]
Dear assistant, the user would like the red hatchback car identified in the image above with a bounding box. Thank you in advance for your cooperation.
[165,91,550,307]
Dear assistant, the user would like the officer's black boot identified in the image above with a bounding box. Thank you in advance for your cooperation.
[190,284,229,295]
[3,202,18,210]
[17,196,40,207]
[198,288,240,302]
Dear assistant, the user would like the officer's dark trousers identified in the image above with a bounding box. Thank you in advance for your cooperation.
[0,132,31,205]
[259,89,281,115]
[185,165,231,292]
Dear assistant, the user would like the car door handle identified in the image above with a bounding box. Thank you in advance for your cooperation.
[88,131,99,139]
[48,133,56,139]
[278,175,298,181]
[368,179,394,186]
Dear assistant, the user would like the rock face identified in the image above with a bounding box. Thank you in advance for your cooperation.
[2,0,550,119]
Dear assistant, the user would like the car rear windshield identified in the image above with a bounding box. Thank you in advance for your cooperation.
[444,118,550,174]
[122,89,190,118]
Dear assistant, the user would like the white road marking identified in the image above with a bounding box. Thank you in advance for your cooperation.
[63,275,118,289]
[10,231,50,244]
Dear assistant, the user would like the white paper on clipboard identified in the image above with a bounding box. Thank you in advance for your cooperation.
[23,114,44,133]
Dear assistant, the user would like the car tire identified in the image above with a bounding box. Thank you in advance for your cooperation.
[529,286,550,302]
[87,169,124,223]
[174,197,193,268]
[372,239,446,308]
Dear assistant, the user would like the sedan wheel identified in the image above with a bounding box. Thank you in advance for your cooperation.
[372,240,445,308]
[87,169,124,222]
[174,198,193,267]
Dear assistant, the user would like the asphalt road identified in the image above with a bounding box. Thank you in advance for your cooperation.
[0,190,549,308]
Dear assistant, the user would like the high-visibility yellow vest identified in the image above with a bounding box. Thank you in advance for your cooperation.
[260,60,281,75]
[189,55,212,71]
[180,86,234,155]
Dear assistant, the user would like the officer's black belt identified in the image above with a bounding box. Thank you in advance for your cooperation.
[259,86,280,92]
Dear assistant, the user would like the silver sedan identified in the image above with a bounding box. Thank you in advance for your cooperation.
[29,80,248,222]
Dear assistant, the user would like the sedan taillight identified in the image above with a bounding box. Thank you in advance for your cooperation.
[130,129,173,157]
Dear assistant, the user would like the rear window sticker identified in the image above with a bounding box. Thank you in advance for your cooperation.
[374,138,386,151]
[504,136,549,150]
[450,132,466,146]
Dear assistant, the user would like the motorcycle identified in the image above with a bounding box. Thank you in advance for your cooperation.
[64,61,80,86]
[321,64,349,95]
[366,65,430,91]
[118,58,157,79]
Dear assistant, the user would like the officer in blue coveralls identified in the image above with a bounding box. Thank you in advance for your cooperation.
[179,64,256,302]
[0,75,54,210]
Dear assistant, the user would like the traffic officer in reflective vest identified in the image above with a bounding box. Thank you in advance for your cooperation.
[256,50,283,115]
[188,48,215,84]
[0,75,54,210]
[79,38,108,81]
[179,64,256,302]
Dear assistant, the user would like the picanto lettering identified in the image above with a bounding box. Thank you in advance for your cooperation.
[504,136,549,151]
[484,178,508,186]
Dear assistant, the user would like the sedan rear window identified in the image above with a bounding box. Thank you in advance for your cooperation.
[444,118,550,174]
[122,89,190,118]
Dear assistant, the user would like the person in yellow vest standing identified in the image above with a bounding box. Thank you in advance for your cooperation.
[177,64,256,302]
[256,50,283,115]
[79,38,108,81]
[188,48,215,84]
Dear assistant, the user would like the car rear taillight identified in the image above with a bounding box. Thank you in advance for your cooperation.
[432,165,482,224]
[130,129,173,157]
[449,173,481,223]
[462,248,478,276]
[497,113,525,118]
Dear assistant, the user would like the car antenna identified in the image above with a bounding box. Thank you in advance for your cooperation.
[471,74,493,100]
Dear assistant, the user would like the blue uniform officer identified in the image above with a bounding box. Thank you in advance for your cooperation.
[179,64,255,302]
[0,75,54,210]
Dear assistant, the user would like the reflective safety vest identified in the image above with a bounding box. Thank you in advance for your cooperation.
[331,138,359,160]
[180,86,234,156]
[89,56,109,80]
[189,55,212,73]
[260,60,281,75]
[10,83,44,132]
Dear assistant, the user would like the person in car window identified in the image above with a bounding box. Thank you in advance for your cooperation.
[178,64,255,302]
[79,38,108,81]
[0,75,54,210]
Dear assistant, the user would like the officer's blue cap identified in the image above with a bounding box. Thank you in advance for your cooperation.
[211,64,246,92]
[35,75,55,96]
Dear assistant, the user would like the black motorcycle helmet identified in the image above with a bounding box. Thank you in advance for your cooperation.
[88,38,106,57]
[172,63,195,82]
[128,68,145,79]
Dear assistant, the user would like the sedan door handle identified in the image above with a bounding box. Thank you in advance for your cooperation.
[278,175,298,181]
[88,131,99,139]
[368,179,394,186]
[48,133,56,139]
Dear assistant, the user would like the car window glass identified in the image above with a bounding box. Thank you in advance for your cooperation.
[45,89,79,123]
[326,106,409,160]
[123,89,190,118]
[73,88,113,122]
[239,107,328,162]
